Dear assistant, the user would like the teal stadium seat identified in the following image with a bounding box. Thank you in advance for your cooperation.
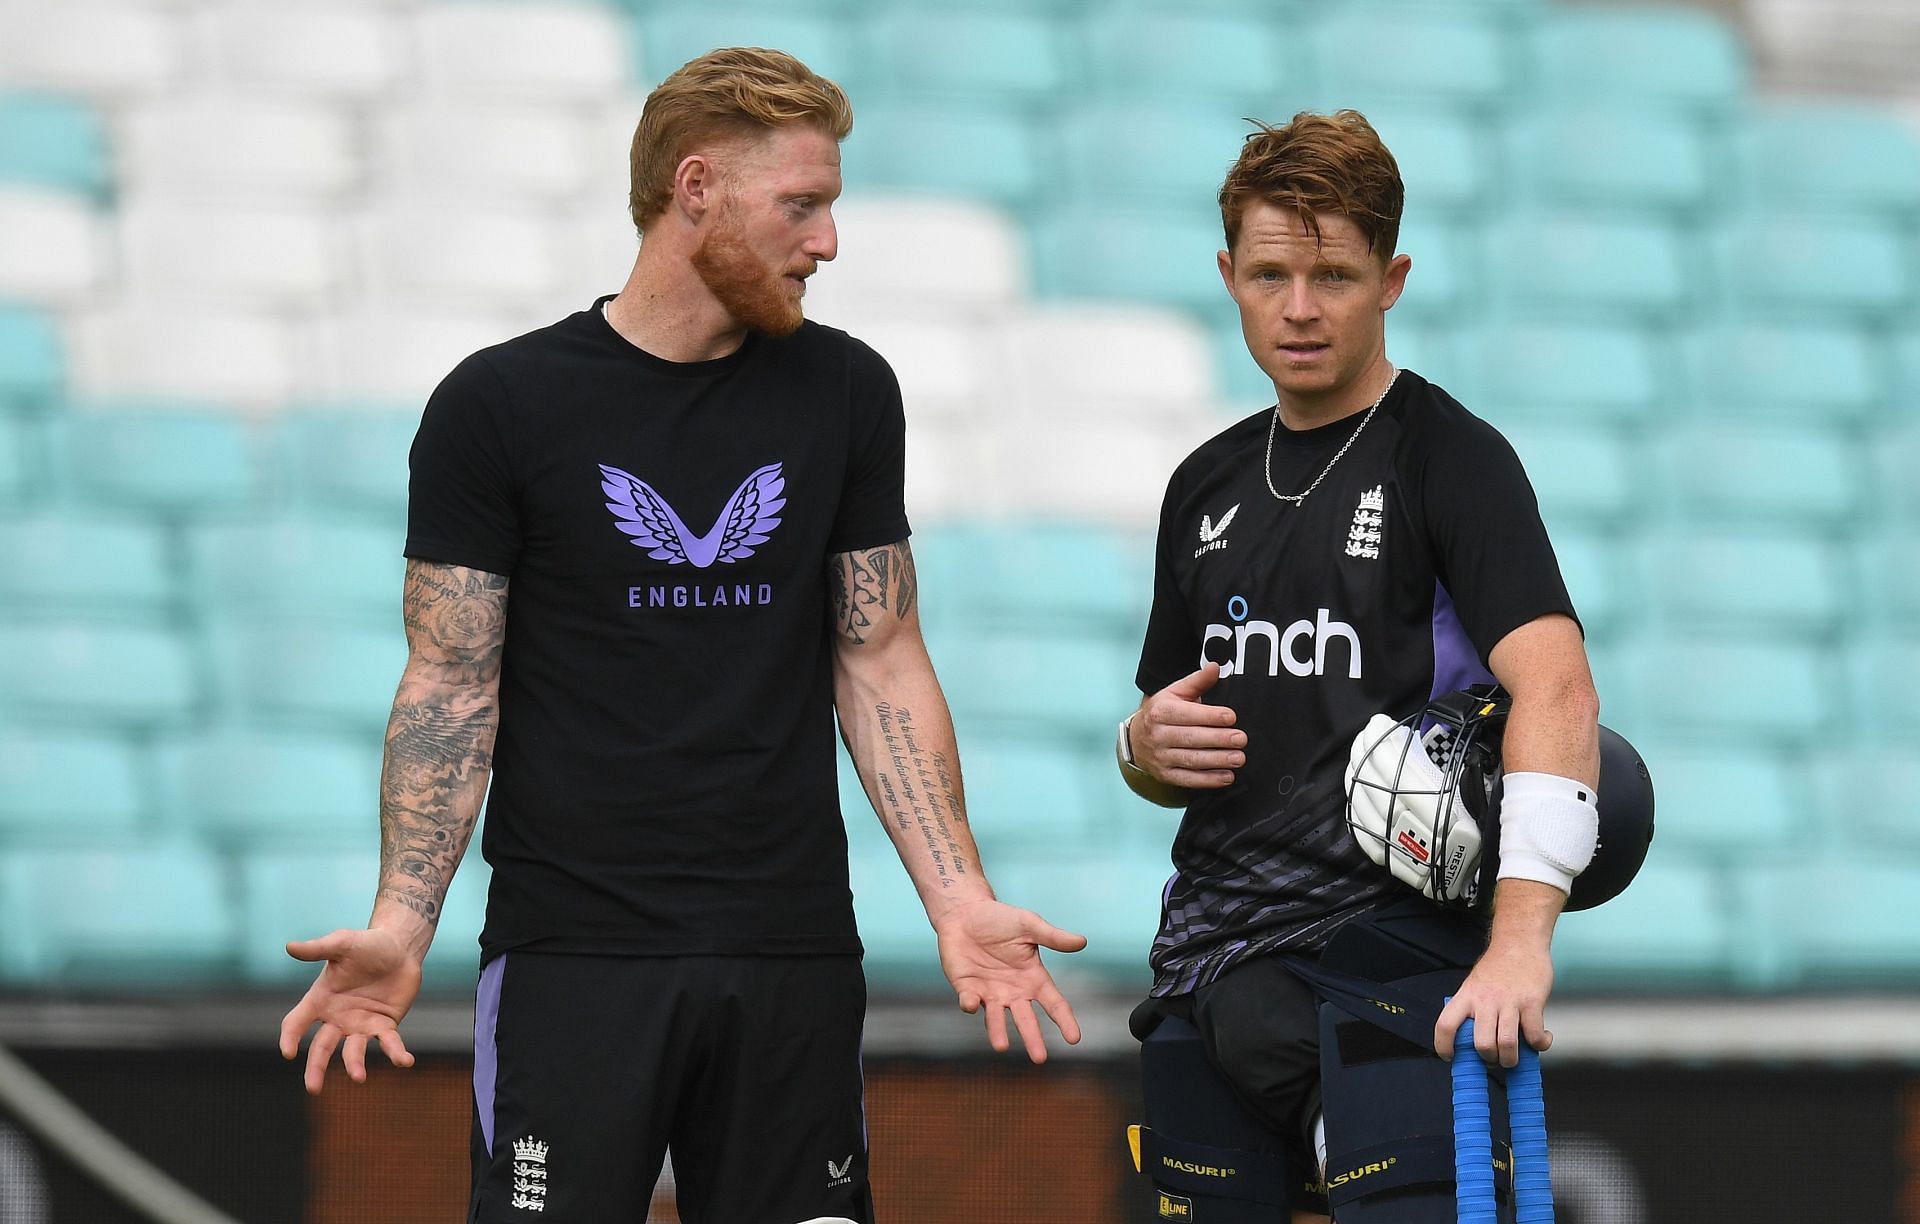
[207,619,406,733]
[910,520,1151,633]
[1362,108,1496,215]
[1626,637,1831,743]
[1892,331,1920,409]
[927,625,1139,737]
[1549,528,1626,641]
[0,304,63,413]
[0,513,176,618]
[1732,103,1920,215]
[1307,8,1514,108]
[56,408,264,515]
[1713,213,1909,320]
[637,9,863,91]
[990,852,1171,980]
[0,842,236,986]
[1077,6,1294,106]
[1682,323,1883,426]
[281,409,417,519]
[1845,633,1920,742]
[846,840,942,984]
[0,622,199,728]
[0,418,26,505]
[155,729,376,847]
[1867,424,1920,525]
[1657,423,1861,526]
[1732,859,1920,987]
[1525,6,1746,110]
[1641,528,1846,637]
[1454,320,1659,424]
[1029,203,1225,314]
[1054,100,1263,208]
[186,515,403,624]
[1855,533,1920,630]
[864,10,1071,103]
[1552,855,1733,987]
[957,740,1092,851]
[1482,211,1688,320]
[1811,746,1920,849]
[1383,217,1475,323]
[1507,106,1712,212]
[0,92,111,197]
[1649,745,1807,856]
[0,728,145,844]
[1500,423,1637,526]
[845,102,1040,207]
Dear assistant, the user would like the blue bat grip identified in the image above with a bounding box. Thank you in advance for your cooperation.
[1509,1042,1554,1221]
[1451,1017,1498,1223]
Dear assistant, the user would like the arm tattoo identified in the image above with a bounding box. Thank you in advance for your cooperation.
[379,561,508,925]
[828,541,918,645]
[872,702,970,888]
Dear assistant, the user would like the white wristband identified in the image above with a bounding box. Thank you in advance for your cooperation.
[1496,771,1599,894]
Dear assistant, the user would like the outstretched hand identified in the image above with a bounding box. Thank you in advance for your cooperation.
[278,927,424,1095]
[933,898,1086,1063]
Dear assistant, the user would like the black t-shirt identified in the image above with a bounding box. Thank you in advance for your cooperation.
[406,299,909,961]
[1136,371,1575,997]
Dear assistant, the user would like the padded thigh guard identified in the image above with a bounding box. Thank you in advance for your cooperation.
[1317,967,1515,1223]
[1132,1014,1313,1221]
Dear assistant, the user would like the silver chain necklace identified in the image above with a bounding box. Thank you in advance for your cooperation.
[1263,367,1400,506]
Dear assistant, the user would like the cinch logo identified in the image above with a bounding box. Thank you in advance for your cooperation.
[1327,1156,1397,1189]
[1201,596,1363,679]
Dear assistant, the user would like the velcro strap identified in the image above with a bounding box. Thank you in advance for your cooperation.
[1134,1126,1294,1205]
[1325,1136,1512,1209]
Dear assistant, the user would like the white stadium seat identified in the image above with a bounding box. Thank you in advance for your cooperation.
[352,208,563,308]
[815,312,993,422]
[992,303,1220,418]
[412,4,632,102]
[69,303,297,406]
[803,197,1027,317]
[0,0,185,95]
[303,309,532,403]
[0,189,109,304]
[209,2,406,99]
[118,201,342,306]
[373,102,600,204]
[119,97,361,203]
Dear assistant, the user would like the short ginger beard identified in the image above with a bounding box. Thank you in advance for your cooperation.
[690,208,806,338]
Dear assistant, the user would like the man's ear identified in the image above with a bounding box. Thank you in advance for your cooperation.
[673,152,720,224]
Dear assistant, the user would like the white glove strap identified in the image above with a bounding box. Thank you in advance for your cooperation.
[1496,771,1599,894]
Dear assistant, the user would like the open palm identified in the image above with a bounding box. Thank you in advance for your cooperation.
[933,898,1086,1063]
[278,927,423,1095]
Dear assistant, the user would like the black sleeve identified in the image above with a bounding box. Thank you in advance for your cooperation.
[1419,417,1578,665]
[827,341,911,554]
[404,352,520,576]
[1135,469,1198,696]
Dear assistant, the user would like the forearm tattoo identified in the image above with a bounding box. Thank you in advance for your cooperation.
[828,541,918,644]
[379,562,508,925]
[872,702,970,888]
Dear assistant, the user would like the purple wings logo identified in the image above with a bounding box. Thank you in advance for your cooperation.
[597,461,787,568]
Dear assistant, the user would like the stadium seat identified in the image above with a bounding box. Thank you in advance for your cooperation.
[0,91,111,196]
[0,513,176,618]
[1682,323,1883,426]
[1552,855,1733,986]
[280,408,418,519]
[303,311,524,404]
[864,10,1072,103]
[119,202,340,306]
[989,416,1200,525]
[154,729,376,847]
[989,851,1170,980]
[235,846,377,986]
[1499,423,1637,526]
[804,197,1026,315]
[1524,6,1747,110]
[1853,532,1920,630]
[1843,633,1920,741]
[639,8,863,90]
[1731,102,1920,214]
[1506,106,1713,212]
[1028,203,1228,315]
[1866,423,1920,525]
[1549,528,1627,641]
[1307,8,1515,107]
[0,303,64,412]
[1649,745,1809,856]
[1656,423,1861,526]
[899,418,996,523]
[843,101,1040,208]
[186,515,403,624]
[0,1,186,96]
[0,188,106,303]
[958,741,1093,851]
[69,305,299,406]
[1809,745,1920,848]
[0,419,27,506]
[846,841,943,984]
[210,5,404,99]
[1732,858,1920,986]
[355,208,564,308]
[55,408,265,515]
[412,4,630,102]
[1387,217,1476,323]
[1362,107,1497,215]
[0,621,200,728]
[910,520,1152,632]
[1625,636,1832,743]
[120,97,360,202]
[993,303,1220,417]
[0,842,236,986]
[928,625,1139,733]
[1453,320,1660,424]
[0,728,145,844]
[1077,7,1294,105]
[1482,211,1689,319]
[1640,528,1846,637]
[816,312,991,422]
[375,101,598,205]
[1712,213,1910,320]
[1052,100,1255,209]
[206,619,406,733]
[1383,325,1465,397]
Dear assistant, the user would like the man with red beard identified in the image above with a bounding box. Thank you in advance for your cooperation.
[277,48,1085,1223]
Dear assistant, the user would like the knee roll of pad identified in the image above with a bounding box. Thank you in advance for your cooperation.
[1317,969,1515,1223]
[1130,1015,1311,1221]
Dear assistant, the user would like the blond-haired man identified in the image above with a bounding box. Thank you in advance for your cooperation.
[279,48,1083,1222]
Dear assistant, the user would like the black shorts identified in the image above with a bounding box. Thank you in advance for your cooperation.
[1188,955,1326,1191]
[470,951,874,1224]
